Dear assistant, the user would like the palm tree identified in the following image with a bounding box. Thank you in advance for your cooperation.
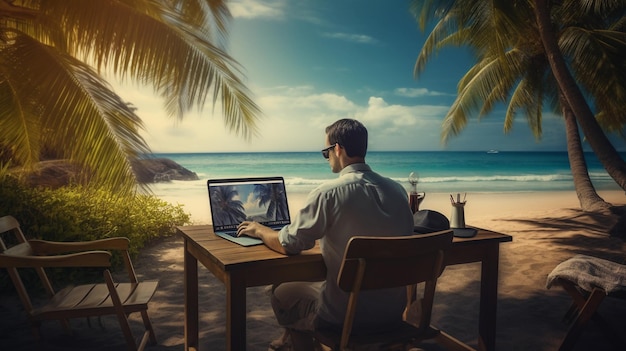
[253,183,289,221]
[210,185,245,226]
[0,0,261,194]
[532,0,626,189]
[411,0,625,211]
[561,96,609,212]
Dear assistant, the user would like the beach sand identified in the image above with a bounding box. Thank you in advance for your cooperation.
[1,190,626,350]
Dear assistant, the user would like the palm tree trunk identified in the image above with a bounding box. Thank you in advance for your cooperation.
[534,0,626,191]
[561,97,612,213]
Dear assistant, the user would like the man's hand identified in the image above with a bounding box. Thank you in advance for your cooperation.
[237,221,288,255]
[237,221,266,238]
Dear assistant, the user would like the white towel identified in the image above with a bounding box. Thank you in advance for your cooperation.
[546,254,626,294]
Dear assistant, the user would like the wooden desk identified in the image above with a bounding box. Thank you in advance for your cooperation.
[177,225,511,351]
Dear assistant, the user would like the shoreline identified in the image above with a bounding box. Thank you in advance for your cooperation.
[163,188,625,227]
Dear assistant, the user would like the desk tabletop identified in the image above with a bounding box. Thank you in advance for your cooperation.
[177,225,322,271]
[177,225,511,270]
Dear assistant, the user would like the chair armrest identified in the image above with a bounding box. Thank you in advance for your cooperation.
[0,251,112,268]
[29,237,130,255]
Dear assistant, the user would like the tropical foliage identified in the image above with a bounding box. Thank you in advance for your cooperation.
[412,0,625,142]
[410,0,626,210]
[0,175,190,259]
[0,173,190,291]
[532,0,626,190]
[0,0,261,194]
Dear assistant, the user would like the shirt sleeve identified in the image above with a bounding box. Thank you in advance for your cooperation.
[278,188,332,254]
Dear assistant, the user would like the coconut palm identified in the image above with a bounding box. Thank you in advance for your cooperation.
[210,185,246,226]
[532,0,626,189]
[561,97,609,212]
[0,0,261,194]
[253,183,289,221]
[411,0,625,211]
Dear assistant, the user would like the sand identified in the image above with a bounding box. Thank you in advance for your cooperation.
[1,190,626,350]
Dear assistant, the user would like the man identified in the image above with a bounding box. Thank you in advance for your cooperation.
[237,119,414,350]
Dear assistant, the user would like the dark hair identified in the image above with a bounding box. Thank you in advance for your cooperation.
[325,119,368,158]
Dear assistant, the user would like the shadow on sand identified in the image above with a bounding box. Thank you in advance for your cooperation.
[1,209,625,350]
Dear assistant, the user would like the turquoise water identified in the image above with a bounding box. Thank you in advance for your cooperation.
[153,151,622,195]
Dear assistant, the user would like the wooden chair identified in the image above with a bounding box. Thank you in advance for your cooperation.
[547,254,626,351]
[0,215,158,350]
[313,230,475,351]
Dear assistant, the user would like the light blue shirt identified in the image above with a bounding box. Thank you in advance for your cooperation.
[278,163,414,329]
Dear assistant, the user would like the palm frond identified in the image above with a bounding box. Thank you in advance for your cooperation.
[5,32,150,193]
[0,0,263,192]
[414,10,459,77]
[0,44,41,167]
[20,0,261,138]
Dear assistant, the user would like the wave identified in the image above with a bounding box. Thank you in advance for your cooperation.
[284,173,616,187]
[165,174,584,186]
[284,177,329,186]
[397,174,575,184]
[147,172,618,197]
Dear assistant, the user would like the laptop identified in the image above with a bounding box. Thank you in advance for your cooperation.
[207,176,291,246]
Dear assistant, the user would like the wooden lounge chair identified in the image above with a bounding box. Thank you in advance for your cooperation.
[546,254,626,351]
[312,230,475,351]
[0,215,158,350]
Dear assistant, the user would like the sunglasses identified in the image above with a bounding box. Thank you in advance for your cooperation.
[321,143,337,159]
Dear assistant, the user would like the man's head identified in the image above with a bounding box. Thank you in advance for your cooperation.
[323,119,368,173]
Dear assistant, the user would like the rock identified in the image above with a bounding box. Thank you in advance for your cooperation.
[20,160,84,188]
[131,157,199,183]
[17,158,198,187]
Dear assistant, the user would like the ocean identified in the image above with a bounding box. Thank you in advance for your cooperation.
[146,151,623,223]
[151,151,621,194]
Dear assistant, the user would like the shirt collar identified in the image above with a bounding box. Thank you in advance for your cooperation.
[339,162,371,176]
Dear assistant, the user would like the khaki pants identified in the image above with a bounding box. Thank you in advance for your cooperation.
[270,281,324,331]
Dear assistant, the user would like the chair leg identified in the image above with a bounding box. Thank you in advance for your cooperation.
[140,310,157,345]
[104,270,138,351]
[561,302,579,324]
[559,288,606,351]
[435,331,477,351]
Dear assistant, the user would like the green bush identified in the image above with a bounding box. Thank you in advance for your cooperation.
[0,175,191,292]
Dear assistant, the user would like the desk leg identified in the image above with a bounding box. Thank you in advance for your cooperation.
[478,243,500,351]
[184,240,199,351]
[226,273,247,351]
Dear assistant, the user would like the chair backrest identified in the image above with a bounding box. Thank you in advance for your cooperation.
[0,215,55,315]
[0,215,31,253]
[1,216,158,350]
[335,230,453,349]
[338,230,453,292]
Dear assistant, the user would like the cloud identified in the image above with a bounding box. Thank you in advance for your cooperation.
[260,90,356,111]
[394,87,450,97]
[108,77,568,153]
[322,32,378,44]
[229,0,287,19]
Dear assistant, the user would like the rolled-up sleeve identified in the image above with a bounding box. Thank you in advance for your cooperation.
[278,189,331,254]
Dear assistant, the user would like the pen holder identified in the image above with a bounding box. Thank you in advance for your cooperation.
[450,203,466,228]
[409,192,426,214]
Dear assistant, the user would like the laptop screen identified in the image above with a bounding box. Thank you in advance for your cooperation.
[207,177,291,233]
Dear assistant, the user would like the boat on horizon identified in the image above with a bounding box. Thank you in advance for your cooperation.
[486,149,499,154]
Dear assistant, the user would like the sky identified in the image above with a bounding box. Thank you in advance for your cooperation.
[111,0,624,153]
